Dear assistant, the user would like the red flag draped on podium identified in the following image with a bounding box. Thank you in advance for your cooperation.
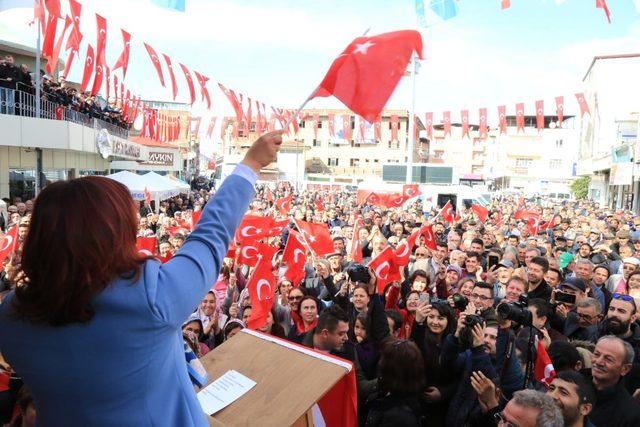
[498,105,507,134]
[471,204,489,223]
[424,112,433,139]
[144,42,165,87]
[179,63,196,104]
[515,103,525,133]
[194,71,211,109]
[555,96,564,127]
[311,30,423,122]
[79,44,94,93]
[112,29,131,78]
[443,111,451,137]
[295,220,334,256]
[535,100,544,131]
[163,54,178,100]
[316,365,357,427]
[479,108,488,139]
[575,93,590,117]
[246,256,276,330]
[461,109,469,138]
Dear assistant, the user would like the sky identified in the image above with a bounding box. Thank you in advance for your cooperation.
[1,0,639,123]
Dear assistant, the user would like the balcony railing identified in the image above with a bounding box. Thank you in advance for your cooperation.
[1,87,129,140]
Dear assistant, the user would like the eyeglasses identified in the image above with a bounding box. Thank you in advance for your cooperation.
[415,253,428,257]
[471,293,492,302]
[612,293,634,303]
[577,312,596,321]
[289,295,303,301]
[494,412,516,427]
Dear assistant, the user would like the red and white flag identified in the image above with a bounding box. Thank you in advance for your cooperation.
[471,204,489,223]
[515,102,525,133]
[179,63,196,104]
[282,230,307,286]
[440,200,456,224]
[79,44,94,93]
[390,114,399,141]
[237,241,276,268]
[461,109,469,138]
[479,107,488,139]
[575,93,590,117]
[194,71,211,109]
[535,100,544,131]
[419,224,438,251]
[246,256,276,330]
[596,0,611,24]
[136,236,157,255]
[163,54,178,100]
[498,105,507,134]
[112,29,131,78]
[315,364,357,427]
[144,42,166,87]
[311,30,423,122]
[402,184,420,199]
[46,15,71,75]
[367,246,401,293]
[443,111,451,137]
[534,338,555,386]
[295,220,334,256]
[0,226,19,266]
[144,186,151,204]
[41,0,61,62]
[350,218,363,264]
[275,195,292,216]
[555,96,564,127]
[526,215,541,236]
[424,112,433,140]
[395,229,419,267]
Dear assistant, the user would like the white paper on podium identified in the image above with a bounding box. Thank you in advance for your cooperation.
[197,369,257,415]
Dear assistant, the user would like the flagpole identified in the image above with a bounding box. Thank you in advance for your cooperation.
[35,17,44,196]
[405,53,417,184]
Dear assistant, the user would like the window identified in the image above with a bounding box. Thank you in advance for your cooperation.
[387,159,400,164]
[312,139,322,147]
[549,159,562,169]
[299,120,305,128]
[328,158,339,166]
[433,150,444,159]
[388,140,400,149]
[374,159,379,163]
[317,120,323,128]
[515,158,532,167]
[350,158,360,167]
[555,139,563,148]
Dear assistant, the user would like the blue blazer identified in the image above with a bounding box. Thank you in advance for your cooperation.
[0,169,255,426]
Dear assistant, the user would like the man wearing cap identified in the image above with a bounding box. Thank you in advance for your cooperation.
[587,229,602,248]
[612,229,634,257]
[489,259,514,301]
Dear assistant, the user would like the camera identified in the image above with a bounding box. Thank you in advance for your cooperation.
[496,294,532,327]
[451,293,469,311]
[459,313,485,349]
[346,264,371,285]
[464,314,484,329]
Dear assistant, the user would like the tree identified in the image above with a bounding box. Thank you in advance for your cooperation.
[570,176,590,199]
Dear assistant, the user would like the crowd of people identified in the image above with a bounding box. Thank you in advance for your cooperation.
[3,177,640,426]
[0,54,130,129]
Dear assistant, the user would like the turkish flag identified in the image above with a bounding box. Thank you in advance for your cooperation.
[395,229,419,267]
[234,215,273,244]
[144,186,151,204]
[494,212,504,228]
[390,114,399,142]
[315,199,325,212]
[62,48,77,79]
[534,339,556,386]
[555,96,564,127]
[575,93,590,117]
[443,111,451,137]
[498,105,507,134]
[312,113,320,139]
[282,230,307,286]
[144,42,166,87]
[218,83,244,123]
[419,224,438,251]
[514,209,538,221]
[265,187,274,203]
[515,102,525,132]
[163,54,178,100]
[136,236,157,255]
[367,192,382,206]
[471,204,489,223]
[295,220,334,256]
[275,195,292,216]
[461,109,469,138]
[402,184,420,199]
[596,0,612,24]
[0,226,19,266]
[542,215,559,231]
[46,15,71,75]
[341,115,351,140]
[367,246,402,293]
[179,63,196,104]
[315,361,358,427]
[246,257,277,330]
[191,210,202,230]
[312,30,423,122]
[350,219,363,264]
[206,116,217,138]
[89,50,106,96]
[440,200,455,224]
[526,215,541,235]
[79,44,94,93]
[220,117,229,139]
[41,0,61,61]
[374,117,382,141]
[194,71,211,109]
[89,14,107,96]
[243,98,253,135]
[238,241,277,268]
[535,100,544,131]
[479,107,488,139]
[33,0,46,31]
[501,0,511,10]
[424,112,433,139]
[112,29,131,78]
[380,193,407,208]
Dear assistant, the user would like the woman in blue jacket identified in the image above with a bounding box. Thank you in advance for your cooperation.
[0,132,282,426]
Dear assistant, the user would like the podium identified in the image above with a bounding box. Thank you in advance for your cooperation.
[199,329,353,426]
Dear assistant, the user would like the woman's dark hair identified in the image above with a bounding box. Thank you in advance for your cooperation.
[408,269,429,286]
[377,338,425,395]
[13,177,147,326]
[220,265,231,281]
[296,295,321,316]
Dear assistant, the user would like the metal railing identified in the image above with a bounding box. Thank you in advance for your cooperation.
[0,87,129,139]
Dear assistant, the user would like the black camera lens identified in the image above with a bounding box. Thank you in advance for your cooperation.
[497,301,533,327]
[452,293,469,311]
[346,264,371,284]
